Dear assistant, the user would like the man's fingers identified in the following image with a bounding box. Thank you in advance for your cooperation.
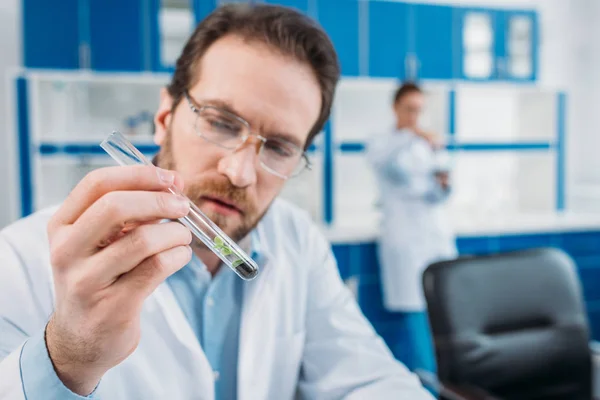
[86,222,192,285]
[48,166,185,233]
[67,191,190,254]
[116,245,193,299]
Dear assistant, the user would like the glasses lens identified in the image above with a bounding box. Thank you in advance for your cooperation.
[260,138,306,178]
[195,107,246,149]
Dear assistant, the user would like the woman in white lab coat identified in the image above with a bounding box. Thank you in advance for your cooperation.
[366,82,457,374]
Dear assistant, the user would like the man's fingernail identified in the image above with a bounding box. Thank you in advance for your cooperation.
[157,168,174,184]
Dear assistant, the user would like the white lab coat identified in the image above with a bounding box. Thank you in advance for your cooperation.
[0,199,433,400]
[366,129,457,312]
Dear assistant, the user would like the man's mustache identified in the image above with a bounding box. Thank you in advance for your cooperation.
[185,179,256,215]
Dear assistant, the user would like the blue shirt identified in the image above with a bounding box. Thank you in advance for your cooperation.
[19,247,255,400]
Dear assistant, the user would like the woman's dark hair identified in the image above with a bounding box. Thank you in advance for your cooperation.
[393,81,422,105]
[166,4,340,149]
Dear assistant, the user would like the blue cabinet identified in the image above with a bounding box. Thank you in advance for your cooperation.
[410,3,454,80]
[453,7,499,81]
[368,1,410,79]
[21,0,539,79]
[499,10,538,81]
[23,0,81,69]
[454,7,537,81]
[89,0,147,71]
[23,0,150,71]
[317,0,360,76]
[368,1,456,80]
[262,0,310,15]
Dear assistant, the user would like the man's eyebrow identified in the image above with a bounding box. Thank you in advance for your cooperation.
[194,97,305,149]
[197,98,242,119]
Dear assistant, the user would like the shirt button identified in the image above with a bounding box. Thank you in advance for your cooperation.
[213,371,220,381]
[206,297,215,307]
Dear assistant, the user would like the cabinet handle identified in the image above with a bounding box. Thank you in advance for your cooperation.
[497,56,506,79]
[405,54,418,81]
[79,43,91,70]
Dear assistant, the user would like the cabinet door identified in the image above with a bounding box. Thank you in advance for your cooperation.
[454,8,498,81]
[151,0,196,71]
[368,1,410,79]
[318,0,360,76]
[23,0,80,69]
[411,3,454,80]
[262,0,310,15]
[501,10,538,82]
[89,0,146,71]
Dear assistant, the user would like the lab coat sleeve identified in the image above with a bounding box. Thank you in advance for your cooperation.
[296,226,435,400]
[0,231,92,399]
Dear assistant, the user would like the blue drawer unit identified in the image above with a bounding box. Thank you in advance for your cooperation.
[368,0,410,79]
[317,0,360,76]
[410,3,454,80]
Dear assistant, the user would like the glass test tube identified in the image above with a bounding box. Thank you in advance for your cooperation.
[100,131,259,281]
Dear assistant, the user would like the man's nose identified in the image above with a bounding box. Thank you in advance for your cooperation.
[217,140,260,188]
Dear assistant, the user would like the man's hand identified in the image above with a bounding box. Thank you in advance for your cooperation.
[45,166,192,395]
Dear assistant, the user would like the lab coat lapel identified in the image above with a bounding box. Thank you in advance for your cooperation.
[148,283,216,397]
[237,256,277,400]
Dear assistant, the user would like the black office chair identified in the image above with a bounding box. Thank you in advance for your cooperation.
[419,248,597,400]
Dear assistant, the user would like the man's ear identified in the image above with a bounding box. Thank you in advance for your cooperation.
[154,88,174,145]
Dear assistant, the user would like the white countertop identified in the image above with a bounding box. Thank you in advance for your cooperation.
[319,211,600,244]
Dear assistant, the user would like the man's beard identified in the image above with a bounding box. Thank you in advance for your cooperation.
[155,130,266,243]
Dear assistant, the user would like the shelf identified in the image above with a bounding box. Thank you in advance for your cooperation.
[38,142,158,156]
[334,140,554,152]
[36,141,319,156]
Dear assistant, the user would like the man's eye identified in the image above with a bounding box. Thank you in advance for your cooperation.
[265,141,295,158]
[209,118,241,134]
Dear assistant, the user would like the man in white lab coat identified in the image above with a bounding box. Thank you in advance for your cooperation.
[0,5,433,400]
[366,82,457,374]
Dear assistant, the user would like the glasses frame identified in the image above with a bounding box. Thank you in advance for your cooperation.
[184,91,311,180]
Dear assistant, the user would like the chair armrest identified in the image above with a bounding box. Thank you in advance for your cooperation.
[415,369,501,400]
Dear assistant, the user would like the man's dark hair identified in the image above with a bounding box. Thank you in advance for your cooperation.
[167,4,340,149]
[393,82,422,105]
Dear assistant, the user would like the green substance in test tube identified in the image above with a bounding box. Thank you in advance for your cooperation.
[213,235,243,266]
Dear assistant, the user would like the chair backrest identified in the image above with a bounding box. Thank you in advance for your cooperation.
[422,248,592,400]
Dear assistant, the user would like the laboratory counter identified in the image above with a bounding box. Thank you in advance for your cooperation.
[320,211,600,352]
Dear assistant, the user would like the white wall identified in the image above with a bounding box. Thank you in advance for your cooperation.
[0,0,21,228]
